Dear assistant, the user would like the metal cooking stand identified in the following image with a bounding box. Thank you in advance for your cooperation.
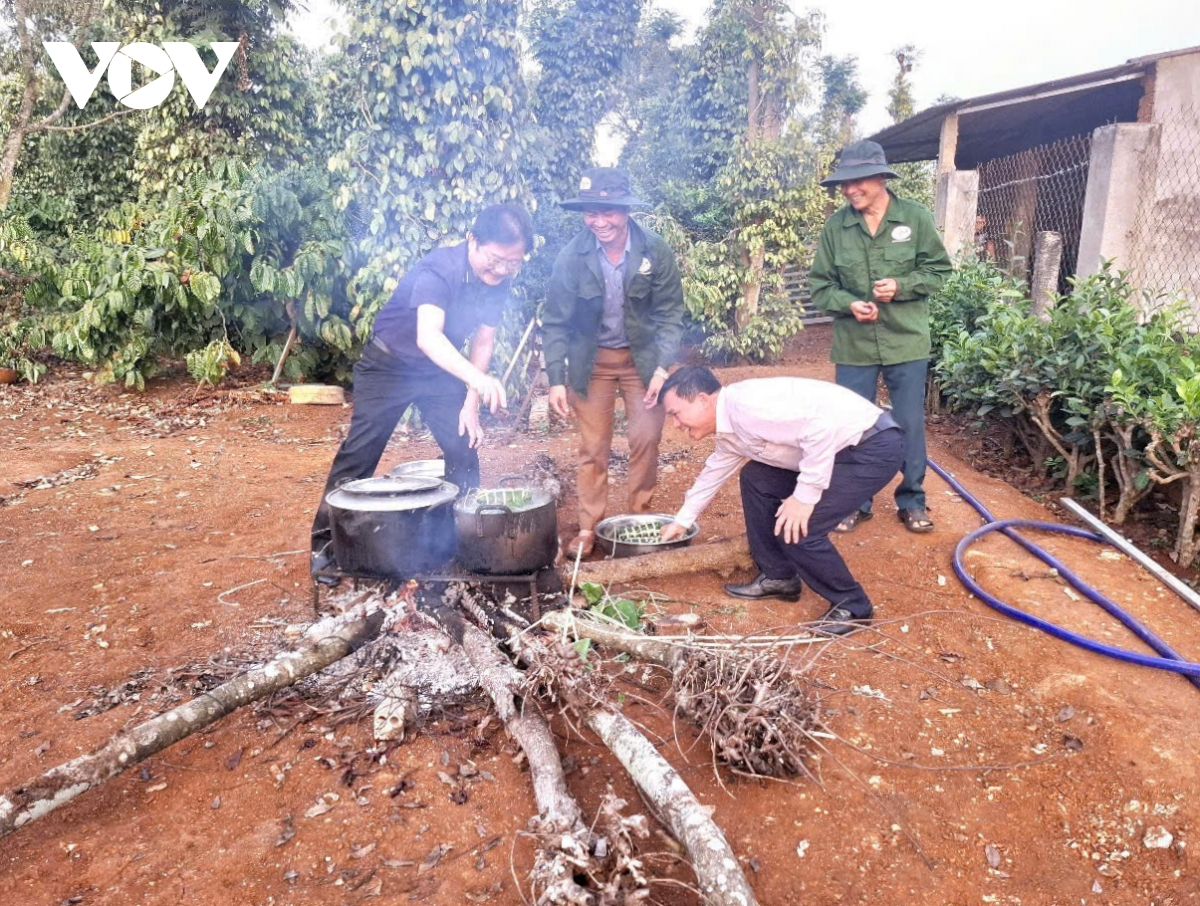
[311,564,548,619]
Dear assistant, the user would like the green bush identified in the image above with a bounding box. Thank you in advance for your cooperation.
[930,260,1200,566]
[928,257,1024,362]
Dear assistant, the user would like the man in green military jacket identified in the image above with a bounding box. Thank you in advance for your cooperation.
[810,140,952,534]
[543,168,686,557]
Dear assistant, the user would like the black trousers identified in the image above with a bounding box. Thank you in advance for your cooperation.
[310,343,479,551]
[739,427,904,618]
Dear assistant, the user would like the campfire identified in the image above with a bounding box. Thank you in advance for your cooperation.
[0,477,827,906]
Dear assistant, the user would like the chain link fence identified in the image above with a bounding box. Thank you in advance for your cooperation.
[1131,103,1200,322]
[974,133,1092,293]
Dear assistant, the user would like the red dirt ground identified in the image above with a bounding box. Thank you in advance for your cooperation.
[2,324,1198,906]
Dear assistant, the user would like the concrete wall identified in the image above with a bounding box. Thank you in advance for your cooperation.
[934,170,979,259]
[1076,123,1160,276]
[1153,54,1200,117]
[1132,53,1200,311]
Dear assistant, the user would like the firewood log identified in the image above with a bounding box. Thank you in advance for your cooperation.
[572,534,753,586]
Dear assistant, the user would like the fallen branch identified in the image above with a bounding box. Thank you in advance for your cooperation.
[545,610,683,667]
[217,577,267,606]
[460,624,597,905]
[461,624,583,832]
[507,625,753,904]
[0,610,385,840]
[585,707,760,906]
[544,610,827,661]
[575,535,753,587]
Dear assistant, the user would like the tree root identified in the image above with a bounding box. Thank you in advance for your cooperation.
[672,647,822,780]
[544,610,823,779]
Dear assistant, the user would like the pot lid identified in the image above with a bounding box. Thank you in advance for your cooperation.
[389,459,446,479]
[326,477,459,513]
[341,476,442,497]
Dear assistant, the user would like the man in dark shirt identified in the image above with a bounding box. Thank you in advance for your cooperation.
[310,203,534,579]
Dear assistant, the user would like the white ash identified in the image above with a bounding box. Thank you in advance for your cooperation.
[304,586,481,714]
[367,631,480,710]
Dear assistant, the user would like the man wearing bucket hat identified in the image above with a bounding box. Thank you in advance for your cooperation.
[543,168,686,558]
[809,140,952,534]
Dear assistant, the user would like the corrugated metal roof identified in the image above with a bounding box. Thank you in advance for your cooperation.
[865,46,1200,166]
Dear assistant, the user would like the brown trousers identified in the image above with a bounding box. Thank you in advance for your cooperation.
[568,347,666,531]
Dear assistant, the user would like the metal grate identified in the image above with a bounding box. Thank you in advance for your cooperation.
[1130,104,1200,324]
[974,133,1092,293]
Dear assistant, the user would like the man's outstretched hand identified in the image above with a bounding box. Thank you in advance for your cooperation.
[458,401,483,449]
[470,373,507,413]
[643,371,667,409]
[774,497,814,545]
[659,521,688,543]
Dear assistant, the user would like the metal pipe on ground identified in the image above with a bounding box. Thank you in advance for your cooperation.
[1059,497,1200,616]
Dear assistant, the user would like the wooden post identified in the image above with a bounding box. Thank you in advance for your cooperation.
[936,170,980,258]
[572,535,753,587]
[1031,230,1063,320]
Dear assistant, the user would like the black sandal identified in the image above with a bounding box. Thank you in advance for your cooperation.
[834,510,873,533]
[899,506,934,533]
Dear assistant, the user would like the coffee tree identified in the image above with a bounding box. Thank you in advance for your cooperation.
[518,0,644,324]
[618,1,826,361]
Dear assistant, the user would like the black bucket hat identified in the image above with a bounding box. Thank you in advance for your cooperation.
[820,140,900,187]
[559,168,648,210]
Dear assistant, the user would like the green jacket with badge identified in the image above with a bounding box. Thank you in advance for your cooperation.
[810,192,952,366]
[543,219,685,396]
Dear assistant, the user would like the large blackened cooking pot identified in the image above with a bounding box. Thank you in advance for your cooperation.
[453,478,558,575]
[326,476,458,578]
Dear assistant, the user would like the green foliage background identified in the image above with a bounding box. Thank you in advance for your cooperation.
[0,0,939,383]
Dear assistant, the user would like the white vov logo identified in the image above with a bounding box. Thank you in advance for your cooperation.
[43,41,240,110]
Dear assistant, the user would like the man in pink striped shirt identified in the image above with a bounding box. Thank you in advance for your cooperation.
[659,366,903,634]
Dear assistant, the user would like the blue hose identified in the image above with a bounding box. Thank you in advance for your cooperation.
[927,459,1200,688]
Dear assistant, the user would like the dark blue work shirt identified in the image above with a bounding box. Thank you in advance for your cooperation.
[371,242,509,376]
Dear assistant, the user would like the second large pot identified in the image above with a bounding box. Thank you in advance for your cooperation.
[454,480,558,575]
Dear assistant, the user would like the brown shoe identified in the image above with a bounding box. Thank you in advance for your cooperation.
[567,531,595,558]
